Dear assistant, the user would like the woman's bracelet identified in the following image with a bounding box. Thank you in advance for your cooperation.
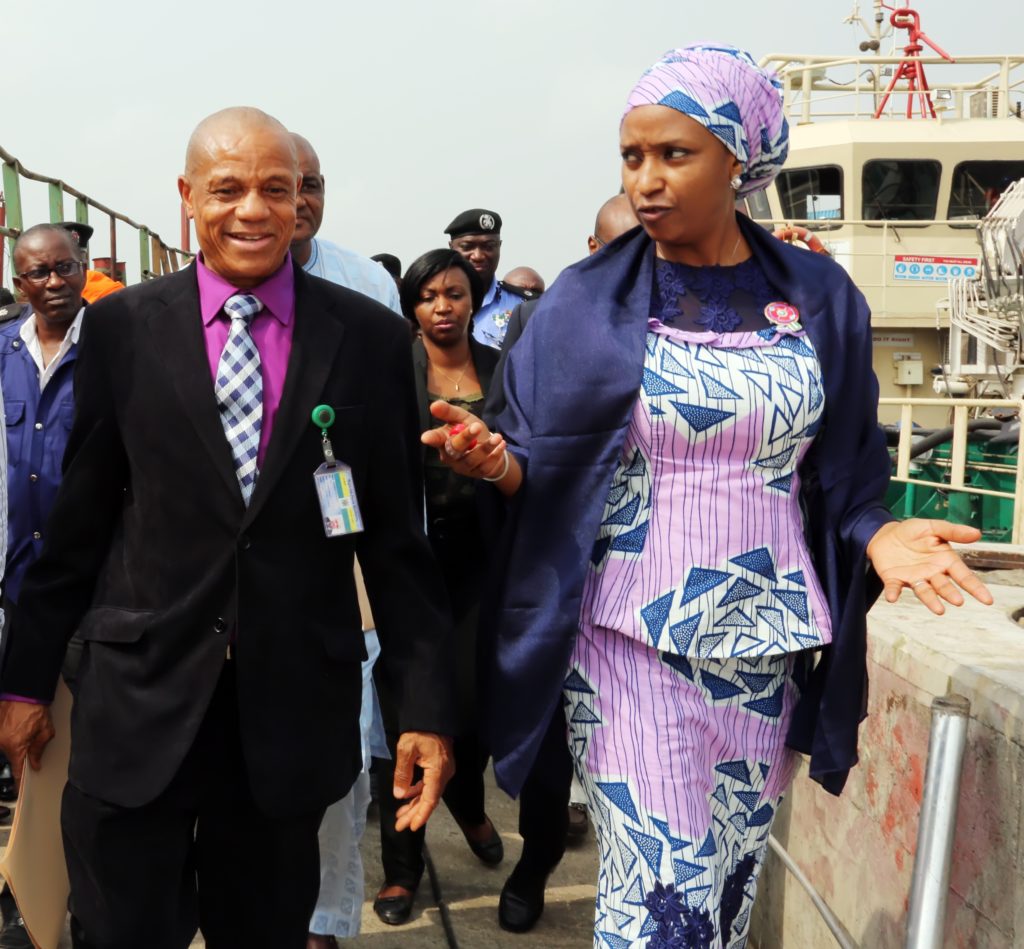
[482,452,511,483]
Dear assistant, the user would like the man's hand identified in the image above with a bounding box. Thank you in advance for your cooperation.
[392,731,454,833]
[0,700,55,786]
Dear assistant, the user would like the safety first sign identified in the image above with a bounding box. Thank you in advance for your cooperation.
[892,255,979,282]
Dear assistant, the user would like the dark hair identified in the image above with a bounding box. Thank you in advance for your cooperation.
[12,223,78,268]
[400,249,484,323]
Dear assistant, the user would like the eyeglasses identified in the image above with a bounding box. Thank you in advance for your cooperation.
[18,260,85,285]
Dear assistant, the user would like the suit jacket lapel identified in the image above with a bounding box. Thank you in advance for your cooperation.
[148,268,242,505]
[243,267,345,526]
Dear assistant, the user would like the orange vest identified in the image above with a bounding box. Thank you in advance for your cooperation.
[82,270,125,303]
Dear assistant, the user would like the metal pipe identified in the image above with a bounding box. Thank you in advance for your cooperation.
[905,694,971,949]
[767,836,859,948]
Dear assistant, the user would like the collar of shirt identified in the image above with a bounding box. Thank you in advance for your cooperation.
[482,277,499,308]
[196,253,295,327]
[19,307,85,389]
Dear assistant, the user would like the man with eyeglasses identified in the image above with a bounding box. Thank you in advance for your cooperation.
[0,223,87,949]
[445,209,520,349]
[0,225,87,621]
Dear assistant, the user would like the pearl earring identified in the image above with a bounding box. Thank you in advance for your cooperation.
[730,175,743,191]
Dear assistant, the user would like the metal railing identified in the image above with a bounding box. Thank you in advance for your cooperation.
[0,144,192,288]
[758,54,1024,124]
[880,396,1024,543]
[766,695,972,948]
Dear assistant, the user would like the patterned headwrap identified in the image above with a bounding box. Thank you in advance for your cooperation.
[624,43,789,197]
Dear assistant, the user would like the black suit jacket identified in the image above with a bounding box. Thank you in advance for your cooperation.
[1,263,455,816]
[411,336,500,442]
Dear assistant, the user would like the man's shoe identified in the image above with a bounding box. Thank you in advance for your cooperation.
[0,779,16,804]
[498,868,548,933]
[373,886,416,926]
[457,816,504,866]
[0,915,34,949]
[566,803,589,843]
[0,807,10,826]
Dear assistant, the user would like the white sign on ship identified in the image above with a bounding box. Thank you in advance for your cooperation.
[892,254,979,282]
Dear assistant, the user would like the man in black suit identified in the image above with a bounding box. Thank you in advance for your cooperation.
[0,107,455,949]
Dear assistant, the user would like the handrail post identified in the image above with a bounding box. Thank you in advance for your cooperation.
[108,216,118,285]
[897,402,914,480]
[47,181,64,224]
[74,196,89,226]
[139,227,151,280]
[1013,399,1024,544]
[2,160,23,269]
[905,694,971,949]
[950,405,968,489]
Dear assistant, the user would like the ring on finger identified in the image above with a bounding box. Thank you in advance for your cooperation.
[444,439,466,460]
[912,579,930,588]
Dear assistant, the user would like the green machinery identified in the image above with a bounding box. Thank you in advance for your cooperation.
[886,435,1018,541]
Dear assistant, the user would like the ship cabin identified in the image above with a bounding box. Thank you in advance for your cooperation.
[746,52,1024,425]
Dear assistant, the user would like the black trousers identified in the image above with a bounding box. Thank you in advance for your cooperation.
[375,729,489,889]
[62,662,325,949]
[515,704,574,876]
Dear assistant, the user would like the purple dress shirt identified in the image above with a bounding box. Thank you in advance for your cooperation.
[196,253,295,467]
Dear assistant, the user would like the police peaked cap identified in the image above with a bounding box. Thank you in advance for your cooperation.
[57,221,95,247]
[445,209,502,239]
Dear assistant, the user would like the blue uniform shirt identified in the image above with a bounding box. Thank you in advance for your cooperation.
[472,278,522,350]
[1,312,81,604]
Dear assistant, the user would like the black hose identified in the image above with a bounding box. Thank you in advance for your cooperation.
[423,843,460,948]
[882,419,1005,456]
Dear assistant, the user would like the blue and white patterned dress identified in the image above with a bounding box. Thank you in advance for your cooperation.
[566,256,830,948]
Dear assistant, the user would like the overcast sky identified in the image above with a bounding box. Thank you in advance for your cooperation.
[2,0,1005,287]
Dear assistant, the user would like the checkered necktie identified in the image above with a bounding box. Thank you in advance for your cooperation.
[215,293,264,505]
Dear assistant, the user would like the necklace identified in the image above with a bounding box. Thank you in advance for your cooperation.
[432,360,472,392]
[725,233,742,265]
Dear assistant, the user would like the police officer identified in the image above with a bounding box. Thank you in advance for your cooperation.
[445,209,521,350]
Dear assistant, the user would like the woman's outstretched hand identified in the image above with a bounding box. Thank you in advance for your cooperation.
[420,401,520,492]
[867,519,994,615]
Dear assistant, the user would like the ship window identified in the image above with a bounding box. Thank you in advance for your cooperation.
[776,166,843,228]
[948,160,1024,225]
[862,159,941,223]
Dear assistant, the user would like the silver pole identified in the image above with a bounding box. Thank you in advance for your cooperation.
[905,694,971,949]
[767,836,859,948]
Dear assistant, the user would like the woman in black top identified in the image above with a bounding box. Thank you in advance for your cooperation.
[372,250,502,926]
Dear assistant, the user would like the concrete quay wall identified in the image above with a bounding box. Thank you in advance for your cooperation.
[750,578,1024,948]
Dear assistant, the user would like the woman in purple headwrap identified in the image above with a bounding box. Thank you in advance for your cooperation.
[423,44,991,947]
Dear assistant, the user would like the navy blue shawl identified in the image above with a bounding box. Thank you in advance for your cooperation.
[486,215,894,797]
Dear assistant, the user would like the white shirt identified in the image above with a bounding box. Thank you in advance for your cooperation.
[301,239,401,315]
[19,308,84,392]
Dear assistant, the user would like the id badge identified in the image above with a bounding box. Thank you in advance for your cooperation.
[314,463,364,537]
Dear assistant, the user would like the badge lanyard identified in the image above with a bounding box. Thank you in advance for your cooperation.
[310,405,364,537]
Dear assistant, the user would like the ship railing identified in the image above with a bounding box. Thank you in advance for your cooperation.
[766,694,971,949]
[0,143,192,288]
[758,53,1024,124]
[880,396,1024,543]
[752,216,984,322]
